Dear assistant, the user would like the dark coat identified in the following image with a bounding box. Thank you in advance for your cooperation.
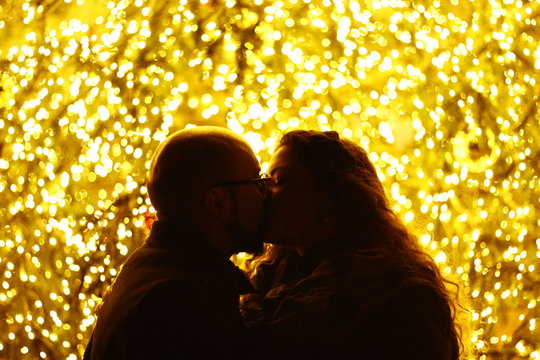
[244,246,459,359]
[84,220,252,360]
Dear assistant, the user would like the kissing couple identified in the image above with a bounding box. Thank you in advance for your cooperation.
[84,126,462,359]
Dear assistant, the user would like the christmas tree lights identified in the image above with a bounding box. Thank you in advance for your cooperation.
[0,0,538,359]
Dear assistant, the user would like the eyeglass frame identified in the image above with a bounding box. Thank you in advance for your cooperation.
[212,173,272,198]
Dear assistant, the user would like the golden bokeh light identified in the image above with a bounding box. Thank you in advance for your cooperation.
[0,0,539,359]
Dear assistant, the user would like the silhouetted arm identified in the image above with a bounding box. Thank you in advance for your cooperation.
[118,280,201,359]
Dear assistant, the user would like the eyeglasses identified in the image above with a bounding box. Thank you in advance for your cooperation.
[213,173,272,198]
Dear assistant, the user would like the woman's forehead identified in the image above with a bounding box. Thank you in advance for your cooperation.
[269,146,295,169]
[269,146,311,178]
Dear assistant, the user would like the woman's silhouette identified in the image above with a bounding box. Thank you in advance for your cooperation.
[244,130,463,359]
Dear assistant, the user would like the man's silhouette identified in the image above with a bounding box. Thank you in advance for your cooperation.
[84,126,269,359]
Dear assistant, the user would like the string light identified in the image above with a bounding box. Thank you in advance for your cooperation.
[0,0,538,359]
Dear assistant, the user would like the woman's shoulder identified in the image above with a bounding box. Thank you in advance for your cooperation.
[336,281,456,359]
[326,248,394,270]
[314,249,402,290]
[388,282,450,316]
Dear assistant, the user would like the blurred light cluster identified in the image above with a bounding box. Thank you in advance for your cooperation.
[0,0,538,359]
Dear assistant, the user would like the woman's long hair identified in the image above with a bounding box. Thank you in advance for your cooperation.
[275,129,466,358]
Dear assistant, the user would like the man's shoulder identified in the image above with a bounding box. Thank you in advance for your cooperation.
[97,244,204,315]
[124,242,188,268]
[130,278,203,317]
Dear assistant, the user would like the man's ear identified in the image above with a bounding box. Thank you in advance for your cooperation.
[204,187,232,219]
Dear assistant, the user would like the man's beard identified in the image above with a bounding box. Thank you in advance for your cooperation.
[227,198,270,255]
[227,219,264,255]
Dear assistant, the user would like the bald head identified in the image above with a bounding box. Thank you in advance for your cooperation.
[147,126,256,219]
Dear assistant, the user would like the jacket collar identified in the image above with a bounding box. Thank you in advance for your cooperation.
[145,220,253,294]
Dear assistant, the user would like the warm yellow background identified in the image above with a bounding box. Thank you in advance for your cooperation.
[0,0,538,359]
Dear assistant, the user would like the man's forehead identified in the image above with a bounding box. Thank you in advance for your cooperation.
[229,148,260,173]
